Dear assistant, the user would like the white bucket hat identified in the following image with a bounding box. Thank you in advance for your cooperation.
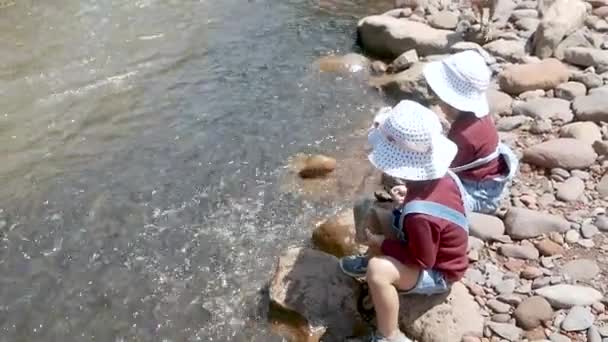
[423,50,491,118]
[367,100,457,181]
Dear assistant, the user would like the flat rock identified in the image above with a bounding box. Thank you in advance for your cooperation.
[427,11,459,30]
[505,208,570,239]
[487,322,523,341]
[560,122,602,145]
[536,239,565,256]
[564,47,608,73]
[562,306,595,331]
[495,278,517,295]
[597,174,608,197]
[488,299,511,313]
[573,93,608,123]
[498,59,571,95]
[469,213,506,242]
[514,296,554,330]
[562,259,600,281]
[555,81,587,101]
[523,138,597,170]
[499,244,540,260]
[556,177,586,202]
[512,98,573,122]
[534,0,588,58]
[357,16,462,58]
[484,39,526,62]
[549,333,572,342]
[535,284,603,309]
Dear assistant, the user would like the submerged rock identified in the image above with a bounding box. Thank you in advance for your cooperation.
[298,154,337,179]
[315,53,370,74]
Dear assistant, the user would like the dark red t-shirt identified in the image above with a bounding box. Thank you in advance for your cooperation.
[448,114,508,182]
[380,175,469,282]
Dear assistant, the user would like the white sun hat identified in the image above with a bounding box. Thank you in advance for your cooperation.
[423,50,491,118]
[367,100,457,181]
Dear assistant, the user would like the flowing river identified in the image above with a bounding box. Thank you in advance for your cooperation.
[0,0,394,340]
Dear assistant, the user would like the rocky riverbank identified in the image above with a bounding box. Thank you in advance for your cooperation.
[271,0,608,341]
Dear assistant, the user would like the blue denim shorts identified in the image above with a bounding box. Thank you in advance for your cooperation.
[461,178,510,214]
[399,269,450,296]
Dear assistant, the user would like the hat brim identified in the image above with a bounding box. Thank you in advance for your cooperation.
[424,61,490,118]
[368,129,457,181]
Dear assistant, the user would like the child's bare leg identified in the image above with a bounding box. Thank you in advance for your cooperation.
[366,256,420,338]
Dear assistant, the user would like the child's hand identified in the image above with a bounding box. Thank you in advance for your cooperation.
[365,229,385,249]
[390,185,407,206]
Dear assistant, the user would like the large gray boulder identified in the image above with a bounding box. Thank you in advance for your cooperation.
[534,0,587,58]
[357,15,462,59]
[504,208,570,239]
[563,47,608,73]
[523,138,597,170]
[573,93,608,123]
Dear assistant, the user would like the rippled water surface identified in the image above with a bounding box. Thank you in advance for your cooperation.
[0,0,392,340]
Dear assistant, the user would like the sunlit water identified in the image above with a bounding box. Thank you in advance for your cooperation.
[0,0,394,340]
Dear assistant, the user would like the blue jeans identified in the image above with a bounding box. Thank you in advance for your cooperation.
[461,177,510,214]
[399,269,450,295]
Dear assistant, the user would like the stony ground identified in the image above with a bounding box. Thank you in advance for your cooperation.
[271,0,608,341]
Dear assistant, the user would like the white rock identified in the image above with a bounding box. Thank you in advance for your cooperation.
[561,306,595,331]
[556,177,586,202]
[535,284,603,309]
[565,229,580,243]
[534,0,588,58]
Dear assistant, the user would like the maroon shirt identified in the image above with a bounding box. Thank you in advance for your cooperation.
[380,175,469,282]
[448,114,508,182]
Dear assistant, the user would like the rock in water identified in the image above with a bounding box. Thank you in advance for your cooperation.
[504,208,570,239]
[357,15,461,58]
[269,247,364,339]
[561,259,600,281]
[560,122,602,145]
[315,53,370,74]
[561,306,595,331]
[498,59,570,95]
[298,154,337,178]
[399,282,484,342]
[514,296,554,330]
[469,213,506,242]
[573,94,608,123]
[487,322,523,341]
[555,177,585,202]
[312,210,358,258]
[563,47,608,73]
[523,138,597,170]
[534,0,587,58]
[535,284,603,309]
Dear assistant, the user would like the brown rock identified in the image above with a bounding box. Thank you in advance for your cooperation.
[312,210,358,257]
[299,154,337,178]
[488,89,514,116]
[316,53,370,74]
[514,296,554,330]
[498,59,570,95]
[523,138,597,170]
[504,208,570,239]
[521,266,544,280]
[535,238,565,256]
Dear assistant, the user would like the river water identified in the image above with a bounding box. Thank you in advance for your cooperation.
[0,0,393,341]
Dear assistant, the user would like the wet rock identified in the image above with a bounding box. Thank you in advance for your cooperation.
[497,116,531,131]
[357,16,462,59]
[399,282,485,342]
[312,210,357,258]
[565,229,580,243]
[554,28,596,60]
[269,247,364,339]
[370,62,430,102]
[573,94,608,123]
[316,53,370,74]
[469,213,506,242]
[581,223,599,238]
[555,81,587,101]
[428,11,458,30]
[505,208,570,239]
[562,306,595,331]
[564,47,608,73]
[588,326,602,342]
[487,322,523,341]
[488,299,512,314]
[556,177,586,202]
[483,39,526,62]
[512,98,573,122]
[498,58,571,95]
[389,49,419,73]
[523,138,597,170]
[298,154,337,178]
[535,284,603,309]
[488,89,514,116]
[371,60,388,74]
[560,122,602,145]
[499,244,540,260]
[534,0,587,58]
[536,239,565,256]
[562,259,600,281]
[597,174,608,198]
[514,296,554,330]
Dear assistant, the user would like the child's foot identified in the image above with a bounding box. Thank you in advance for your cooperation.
[368,331,412,342]
[339,255,369,278]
